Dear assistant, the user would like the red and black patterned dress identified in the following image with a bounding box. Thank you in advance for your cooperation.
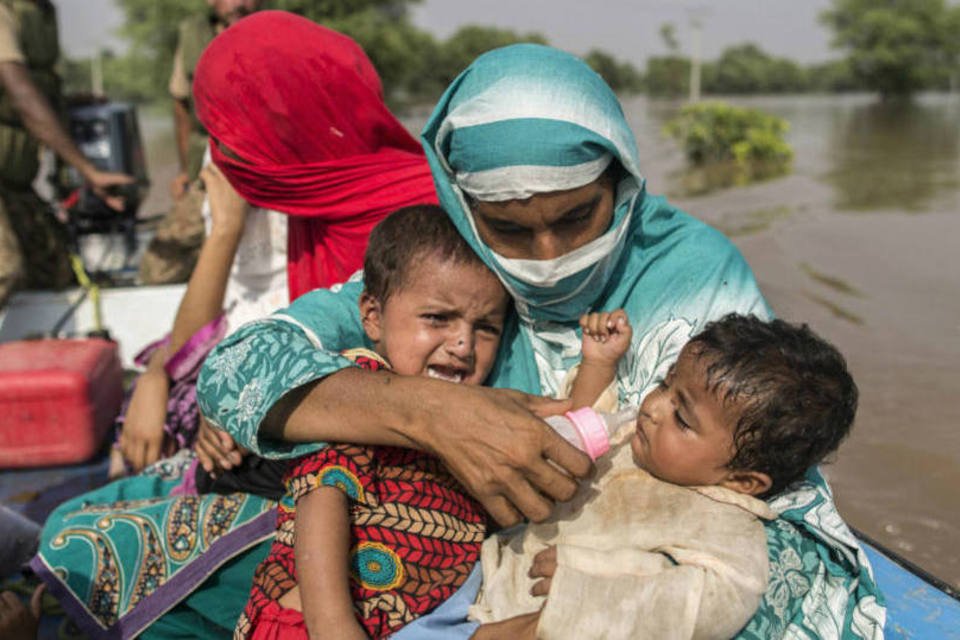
[236,349,487,639]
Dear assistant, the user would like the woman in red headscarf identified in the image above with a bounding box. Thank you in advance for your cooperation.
[114,11,437,474]
[193,10,436,298]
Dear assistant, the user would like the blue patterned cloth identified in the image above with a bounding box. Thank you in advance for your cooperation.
[198,44,884,638]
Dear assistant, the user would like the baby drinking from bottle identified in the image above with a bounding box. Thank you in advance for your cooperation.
[470,312,858,640]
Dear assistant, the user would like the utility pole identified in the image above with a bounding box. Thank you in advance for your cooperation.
[689,17,702,103]
[91,51,104,97]
[687,6,711,103]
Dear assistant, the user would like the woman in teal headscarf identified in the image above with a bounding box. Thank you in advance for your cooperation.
[198,43,882,638]
[37,44,884,638]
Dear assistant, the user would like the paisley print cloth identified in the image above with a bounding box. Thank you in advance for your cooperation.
[237,350,486,639]
[30,450,276,639]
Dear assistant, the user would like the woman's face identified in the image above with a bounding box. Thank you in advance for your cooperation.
[470,175,615,260]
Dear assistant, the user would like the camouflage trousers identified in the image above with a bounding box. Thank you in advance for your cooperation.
[0,185,74,308]
[137,186,205,285]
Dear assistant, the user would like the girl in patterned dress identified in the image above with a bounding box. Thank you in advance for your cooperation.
[236,205,509,639]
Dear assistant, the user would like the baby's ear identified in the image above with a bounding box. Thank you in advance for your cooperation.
[359,292,384,344]
[720,470,773,497]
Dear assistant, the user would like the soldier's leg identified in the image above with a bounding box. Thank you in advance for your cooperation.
[138,187,205,285]
[0,192,25,307]
[3,188,73,292]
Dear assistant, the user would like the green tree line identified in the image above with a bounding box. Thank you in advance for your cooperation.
[63,0,960,104]
[647,0,960,98]
[645,44,869,97]
[61,0,641,106]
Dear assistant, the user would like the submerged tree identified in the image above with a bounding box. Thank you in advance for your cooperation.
[88,1,646,106]
[820,0,959,98]
[584,50,643,94]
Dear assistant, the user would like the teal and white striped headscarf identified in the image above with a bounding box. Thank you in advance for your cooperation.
[422,44,645,324]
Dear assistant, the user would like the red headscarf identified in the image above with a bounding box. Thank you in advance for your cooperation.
[193,11,437,299]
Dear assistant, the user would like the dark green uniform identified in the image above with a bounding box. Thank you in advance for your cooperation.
[0,0,72,306]
[176,14,216,181]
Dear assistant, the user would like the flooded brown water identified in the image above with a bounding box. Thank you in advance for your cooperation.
[629,93,960,589]
[140,93,960,588]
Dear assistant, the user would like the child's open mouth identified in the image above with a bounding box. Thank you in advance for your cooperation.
[426,365,466,384]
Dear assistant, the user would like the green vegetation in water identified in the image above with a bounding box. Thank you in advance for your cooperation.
[664,102,793,194]
[646,43,860,97]
[799,263,864,298]
[712,205,793,238]
[802,291,864,326]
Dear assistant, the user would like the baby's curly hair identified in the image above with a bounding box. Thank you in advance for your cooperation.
[689,314,858,497]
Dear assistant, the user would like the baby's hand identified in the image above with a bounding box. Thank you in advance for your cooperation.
[528,545,557,597]
[580,309,632,366]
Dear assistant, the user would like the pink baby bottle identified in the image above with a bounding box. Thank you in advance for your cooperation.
[543,407,638,461]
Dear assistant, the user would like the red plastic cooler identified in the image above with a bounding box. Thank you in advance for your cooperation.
[0,338,123,468]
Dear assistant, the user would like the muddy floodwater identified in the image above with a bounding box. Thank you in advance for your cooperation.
[140,92,960,588]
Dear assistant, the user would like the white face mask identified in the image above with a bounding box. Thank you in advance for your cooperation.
[490,203,634,288]
[463,177,641,323]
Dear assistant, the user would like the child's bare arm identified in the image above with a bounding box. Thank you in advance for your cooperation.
[570,310,632,409]
[296,487,369,640]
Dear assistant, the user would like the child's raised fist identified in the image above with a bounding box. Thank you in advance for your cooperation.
[579,309,632,365]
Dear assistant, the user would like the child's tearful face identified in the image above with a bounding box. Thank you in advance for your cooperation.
[363,255,509,386]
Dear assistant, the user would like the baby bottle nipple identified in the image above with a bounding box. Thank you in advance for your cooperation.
[602,406,641,435]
